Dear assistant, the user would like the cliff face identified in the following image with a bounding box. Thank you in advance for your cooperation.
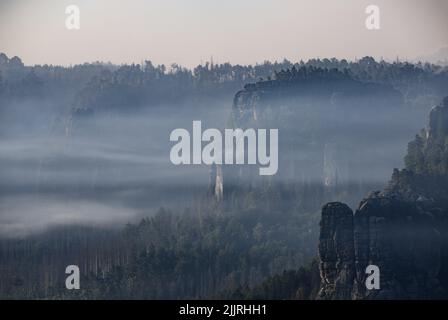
[223,67,407,196]
[318,202,355,299]
[318,97,448,299]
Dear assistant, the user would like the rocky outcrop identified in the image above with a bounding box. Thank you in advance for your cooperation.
[226,67,406,193]
[209,164,224,202]
[428,96,448,141]
[318,202,354,299]
[318,97,448,299]
[353,193,442,299]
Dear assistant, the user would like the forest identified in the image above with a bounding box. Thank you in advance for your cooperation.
[1,52,448,299]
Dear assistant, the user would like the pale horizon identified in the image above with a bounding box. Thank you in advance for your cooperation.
[1,0,448,67]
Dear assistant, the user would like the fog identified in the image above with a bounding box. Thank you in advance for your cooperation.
[1,55,444,238]
[1,97,425,237]
[0,99,233,237]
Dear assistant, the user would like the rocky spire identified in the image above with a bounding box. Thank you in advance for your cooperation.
[318,97,448,299]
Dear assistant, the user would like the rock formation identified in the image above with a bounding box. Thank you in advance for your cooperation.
[209,163,224,202]
[226,67,406,192]
[318,202,355,299]
[318,97,448,299]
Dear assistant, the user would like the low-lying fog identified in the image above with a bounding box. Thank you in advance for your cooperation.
[0,95,426,237]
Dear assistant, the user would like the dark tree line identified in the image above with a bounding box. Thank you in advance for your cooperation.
[1,53,447,113]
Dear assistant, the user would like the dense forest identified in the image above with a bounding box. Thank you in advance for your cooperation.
[1,53,448,299]
[1,53,447,111]
[0,205,319,299]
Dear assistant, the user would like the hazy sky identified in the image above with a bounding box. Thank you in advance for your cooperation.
[0,0,447,67]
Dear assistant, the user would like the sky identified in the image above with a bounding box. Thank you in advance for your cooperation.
[0,0,447,67]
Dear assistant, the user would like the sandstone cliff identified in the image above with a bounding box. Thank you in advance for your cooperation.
[318,97,448,299]
[222,67,408,198]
